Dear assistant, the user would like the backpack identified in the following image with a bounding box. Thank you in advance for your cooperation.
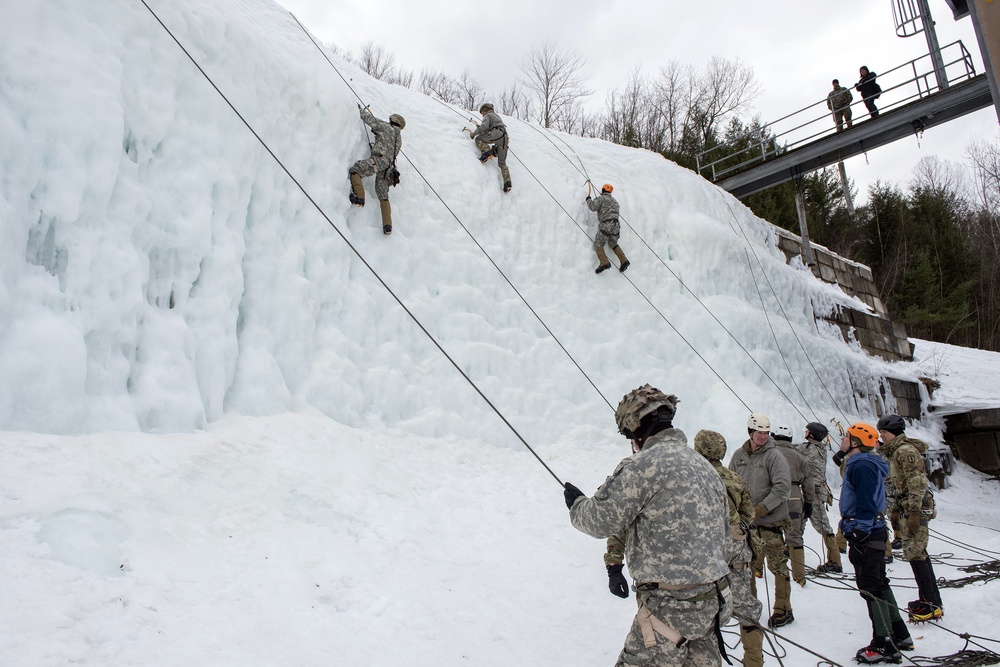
[872,82,882,100]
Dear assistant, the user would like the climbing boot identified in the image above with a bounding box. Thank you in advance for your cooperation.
[612,245,630,272]
[891,536,902,550]
[740,625,764,667]
[790,546,806,585]
[768,609,794,628]
[503,181,512,193]
[771,574,793,625]
[478,147,496,163]
[816,561,842,574]
[595,246,611,274]
[823,533,843,568]
[349,173,365,206]
[908,600,943,622]
[379,200,392,235]
[855,637,902,664]
[891,619,914,651]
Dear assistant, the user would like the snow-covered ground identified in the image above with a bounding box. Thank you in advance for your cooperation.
[1,0,999,665]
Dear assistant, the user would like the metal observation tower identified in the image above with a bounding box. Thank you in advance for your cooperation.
[695,0,997,265]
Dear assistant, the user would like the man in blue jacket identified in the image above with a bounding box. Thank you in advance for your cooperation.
[839,423,912,664]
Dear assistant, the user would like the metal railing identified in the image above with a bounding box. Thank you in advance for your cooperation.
[695,41,977,183]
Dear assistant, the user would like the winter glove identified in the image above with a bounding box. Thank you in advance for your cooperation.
[753,503,768,519]
[802,503,813,521]
[831,449,846,467]
[907,511,921,534]
[586,195,592,202]
[563,482,585,510]
[607,564,629,598]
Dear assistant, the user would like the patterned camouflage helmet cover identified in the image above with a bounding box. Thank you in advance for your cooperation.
[479,103,494,113]
[694,429,727,461]
[389,113,406,129]
[614,384,679,437]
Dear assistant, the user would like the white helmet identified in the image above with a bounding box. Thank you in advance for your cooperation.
[747,412,771,432]
[773,425,793,441]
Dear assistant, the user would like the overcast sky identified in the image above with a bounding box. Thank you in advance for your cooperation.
[276,0,999,202]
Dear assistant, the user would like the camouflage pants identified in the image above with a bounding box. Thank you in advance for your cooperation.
[807,485,835,536]
[898,517,930,562]
[475,131,511,183]
[752,520,791,580]
[616,584,732,667]
[349,155,392,201]
[594,219,621,250]
[728,539,762,625]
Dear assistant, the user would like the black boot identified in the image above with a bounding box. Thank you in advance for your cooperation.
[349,193,365,207]
[503,181,512,193]
[891,619,914,651]
[479,148,495,163]
[595,263,612,274]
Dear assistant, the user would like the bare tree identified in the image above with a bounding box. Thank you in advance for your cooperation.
[651,61,696,154]
[419,69,460,104]
[498,83,534,121]
[357,41,413,88]
[967,137,1000,216]
[518,40,592,130]
[689,56,762,144]
[456,70,484,112]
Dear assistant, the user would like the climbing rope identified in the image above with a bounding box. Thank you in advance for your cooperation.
[138,0,567,484]
[719,196,854,426]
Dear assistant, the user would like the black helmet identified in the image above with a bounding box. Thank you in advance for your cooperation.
[479,102,494,114]
[876,414,906,436]
[805,422,829,441]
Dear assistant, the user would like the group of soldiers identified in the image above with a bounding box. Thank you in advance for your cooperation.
[563,384,944,666]
[346,103,632,273]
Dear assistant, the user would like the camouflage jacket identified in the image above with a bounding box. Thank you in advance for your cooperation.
[879,435,930,516]
[827,85,854,111]
[360,107,402,161]
[471,110,506,140]
[774,440,816,509]
[728,437,790,525]
[586,192,620,223]
[794,438,829,495]
[571,428,729,585]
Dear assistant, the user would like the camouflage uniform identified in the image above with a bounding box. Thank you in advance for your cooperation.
[694,430,764,667]
[571,428,732,667]
[880,434,942,611]
[471,110,511,185]
[826,83,854,131]
[773,438,815,584]
[586,191,630,271]
[795,437,842,568]
[729,436,793,624]
[349,107,402,202]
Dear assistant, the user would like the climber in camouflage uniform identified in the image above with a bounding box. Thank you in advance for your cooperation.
[729,412,793,628]
[349,105,405,235]
[586,183,630,274]
[694,429,765,667]
[877,415,943,622]
[826,79,854,131]
[469,103,511,193]
[564,385,732,666]
[772,425,815,586]
[795,422,843,573]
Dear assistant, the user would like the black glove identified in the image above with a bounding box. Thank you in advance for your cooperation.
[563,482,584,509]
[831,449,846,467]
[607,564,629,598]
[586,195,592,202]
[803,503,813,521]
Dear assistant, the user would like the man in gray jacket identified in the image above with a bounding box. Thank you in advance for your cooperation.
[469,103,511,193]
[349,105,404,235]
[729,412,793,628]
[586,183,630,274]
[772,425,815,586]
[564,385,732,666]
[796,422,843,573]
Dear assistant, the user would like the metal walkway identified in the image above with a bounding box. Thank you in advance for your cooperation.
[696,42,993,199]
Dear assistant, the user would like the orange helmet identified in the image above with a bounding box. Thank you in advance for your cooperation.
[847,423,879,449]
[601,183,613,193]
